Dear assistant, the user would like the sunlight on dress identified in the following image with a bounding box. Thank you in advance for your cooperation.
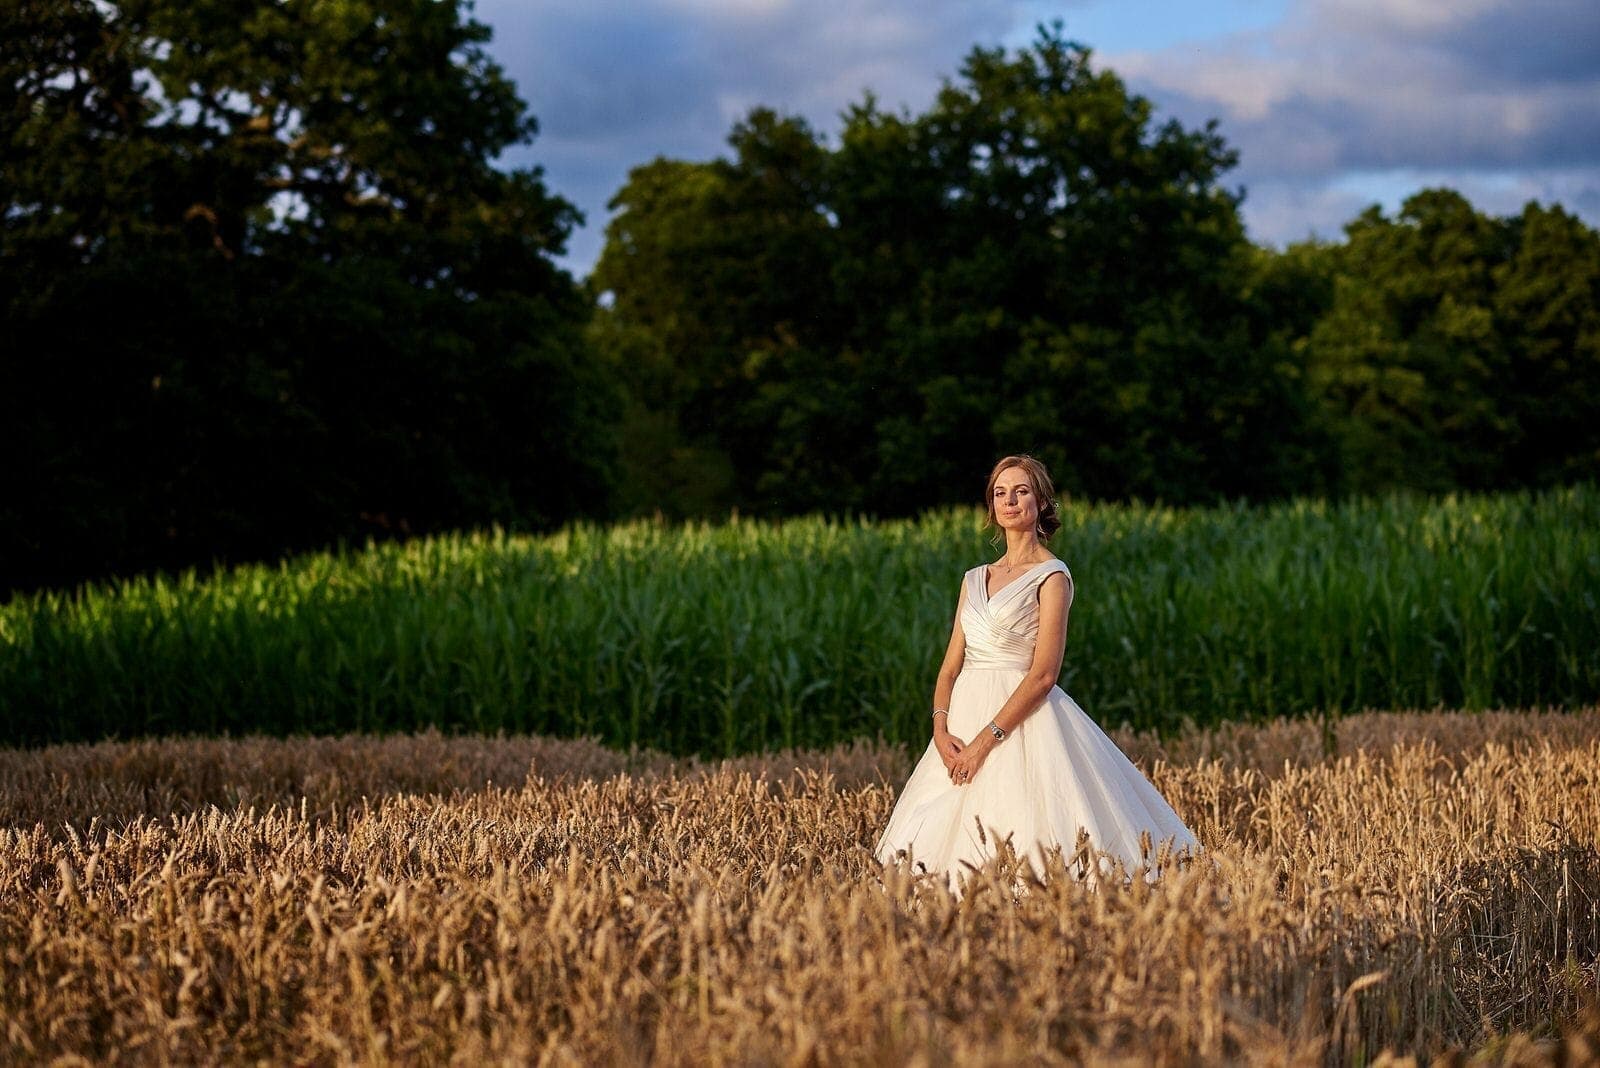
[874,559,1202,897]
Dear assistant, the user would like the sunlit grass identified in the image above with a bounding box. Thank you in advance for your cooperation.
[2,483,1596,752]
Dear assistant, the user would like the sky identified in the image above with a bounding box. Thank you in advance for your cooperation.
[475,0,1600,281]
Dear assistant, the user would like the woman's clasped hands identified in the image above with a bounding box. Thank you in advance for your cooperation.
[936,724,995,786]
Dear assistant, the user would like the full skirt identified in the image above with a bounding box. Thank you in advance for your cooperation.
[874,665,1200,895]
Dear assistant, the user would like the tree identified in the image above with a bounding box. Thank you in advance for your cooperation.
[1298,190,1600,494]
[0,0,614,595]
[591,21,1321,516]
[1492,202,1600,486]
[589,109,840,516]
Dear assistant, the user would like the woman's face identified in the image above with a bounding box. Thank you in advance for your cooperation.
[991,466,1039,532]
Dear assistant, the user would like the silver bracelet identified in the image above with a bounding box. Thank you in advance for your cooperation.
[931,708,949,720]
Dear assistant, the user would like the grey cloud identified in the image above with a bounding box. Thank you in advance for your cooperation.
[1234,180,1369,247]
[479,3,724,145]
[1107,0,1600,247]
[474,0,1026,276]
[1154,82,1600,178]
[1308,0,1600,87]
[1111,0,1600,180]
[1238,166,1600,248]
[1433,5,1600,86]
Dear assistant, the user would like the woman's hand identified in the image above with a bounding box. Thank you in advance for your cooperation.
[948,732,996,785]
[936,727,964,771]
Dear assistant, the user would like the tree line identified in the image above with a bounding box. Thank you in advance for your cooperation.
[590,34,1600,518]
[3,5,1596,597]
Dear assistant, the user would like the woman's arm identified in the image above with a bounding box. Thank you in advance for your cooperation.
[947,570,1072,782]
[931,578,970,760]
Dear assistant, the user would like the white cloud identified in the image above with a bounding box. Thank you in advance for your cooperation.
[658,0,796,18]
[1241,165,1600,247]
[1236,180,1369,247]
[474,0,1600,272]
[478,0,1028,274]
[1305,0,1503,34]
[1107,0,1600,177]
[1100,0,1600,248]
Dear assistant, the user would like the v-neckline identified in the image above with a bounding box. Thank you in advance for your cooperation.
[982,559,1056,604]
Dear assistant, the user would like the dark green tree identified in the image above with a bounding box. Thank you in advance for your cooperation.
[1492,202,1600,486]
[1296,189,1600,495]
[588,109,840,516]
[1302,190,1514,493]
[1,0,615,595]
[591,21,1324,515]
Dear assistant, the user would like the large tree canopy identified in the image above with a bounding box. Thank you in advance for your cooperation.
[592,25,1597,517]
[1297,191,1600,493]
[6,11,1594,594]
[591,23,1328,516]
[1,0,617,595]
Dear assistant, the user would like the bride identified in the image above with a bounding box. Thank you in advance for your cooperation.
[874,454,1200,895]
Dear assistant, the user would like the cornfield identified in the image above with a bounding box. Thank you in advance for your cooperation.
[3,482,1598,751]
[4,707,1598,1064]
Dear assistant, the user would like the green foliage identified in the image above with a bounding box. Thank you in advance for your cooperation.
[3,483,1595,754]
[0,0,617,595]
[5,6,1597,601]
[588,23,1599,520]
[1492,202,1600,485]
[591,22,1324,518]
[1293,191,1600,495]
[588,111,841,517]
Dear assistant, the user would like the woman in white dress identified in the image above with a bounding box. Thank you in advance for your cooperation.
[874,454,1200,895]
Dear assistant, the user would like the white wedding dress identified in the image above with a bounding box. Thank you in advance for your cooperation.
[874,559,1200,895]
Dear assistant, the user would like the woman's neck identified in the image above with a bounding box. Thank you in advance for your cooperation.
[999,532,1046,565]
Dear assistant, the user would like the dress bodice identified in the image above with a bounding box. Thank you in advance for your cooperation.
[959,559,1073,671]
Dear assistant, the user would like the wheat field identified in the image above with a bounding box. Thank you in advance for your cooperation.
[3,709,1599,1065]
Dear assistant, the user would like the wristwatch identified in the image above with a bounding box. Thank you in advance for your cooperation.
[987,720,1007,741]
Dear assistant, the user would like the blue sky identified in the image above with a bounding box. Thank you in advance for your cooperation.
[476,0,1600,280]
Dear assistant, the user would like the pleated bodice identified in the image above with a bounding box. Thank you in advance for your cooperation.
[959,559,1073,671]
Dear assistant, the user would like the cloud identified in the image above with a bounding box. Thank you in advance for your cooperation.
[1101,0,1600,245]
[477,0,1027,275]
[1111,1,1600,177]
[1309,0,1600,85]
[1233,165,1600,248]
[1234,182,1371,248]
[474,0,1600,270]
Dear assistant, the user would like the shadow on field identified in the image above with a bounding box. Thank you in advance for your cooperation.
[2,707,1595,838]
[1440,830,1600,1044]
[0,729,917,833]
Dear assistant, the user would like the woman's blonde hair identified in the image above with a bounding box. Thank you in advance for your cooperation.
[982,454,1063,544]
